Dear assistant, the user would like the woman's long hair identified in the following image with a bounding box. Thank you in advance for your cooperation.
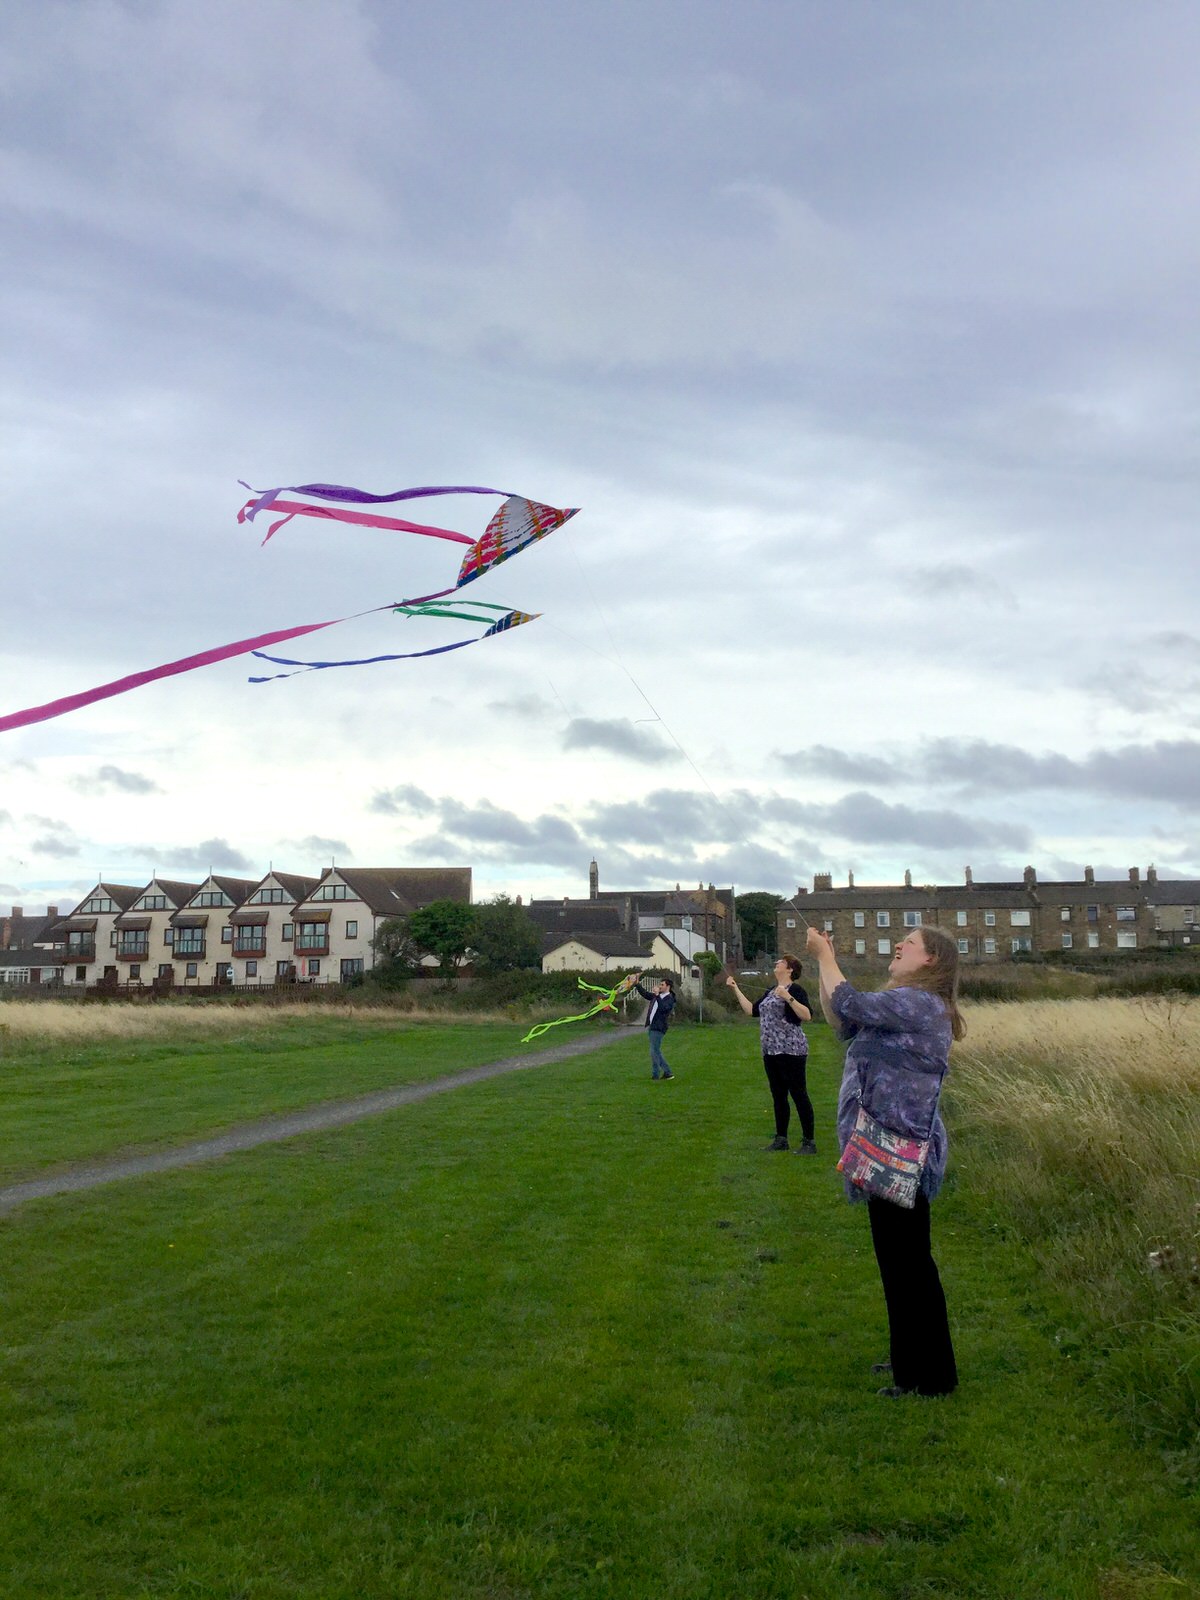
[887,925,966,1040]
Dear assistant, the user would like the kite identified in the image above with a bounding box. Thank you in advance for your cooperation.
[521,972,641,1044]
[248,602,540,682]
[0,483,577,734]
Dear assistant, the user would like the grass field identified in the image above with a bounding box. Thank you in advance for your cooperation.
[1,1010,1198,1597]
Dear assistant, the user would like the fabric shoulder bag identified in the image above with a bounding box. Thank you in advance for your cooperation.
[837,1063,946,1210]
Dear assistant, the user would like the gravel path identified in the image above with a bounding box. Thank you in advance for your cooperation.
[0,1027,633,1216]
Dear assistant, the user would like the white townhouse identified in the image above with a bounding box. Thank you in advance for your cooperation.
[289,867,472,985]
[53,883,143,986]
[226,871,319,986]
[167,875,259,986]
[111,877,199,987]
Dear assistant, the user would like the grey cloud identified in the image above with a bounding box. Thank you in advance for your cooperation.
[812,791,1031,853]
[31,835,80,857]
[74,765,162,796]
[563,718,680,765]
[28,814,72,832]
[369,785,437,817]
[0,882,23,895]
[922,737,1200,807]
[486,693,557,721]
[151,839,253,872]
[291,835,353,859]
[0,810,11,827]
[777,745,903,785]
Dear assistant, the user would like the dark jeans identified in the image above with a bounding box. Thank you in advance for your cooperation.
[867,1194,957,1396]
[763,1052,814,1140]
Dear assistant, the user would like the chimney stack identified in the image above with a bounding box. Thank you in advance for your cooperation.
[814,872,833,892]
[847,871,855,889]
[1023,865,1037,888]
[904,869,912,888]
[964,866,973,887]
[1084,866,1095,886]
[1147,865,1158,887]
[1129,866,1140,884]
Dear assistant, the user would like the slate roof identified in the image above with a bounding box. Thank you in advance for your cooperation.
[526,902,624,935]
[542,930,646,960]
[308,867,472,917]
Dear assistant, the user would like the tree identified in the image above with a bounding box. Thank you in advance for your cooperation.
[471,895,542,974]
[736,891,784,962]
[407,898,476,984]
[694,949,723,981]
[369,915,420,986]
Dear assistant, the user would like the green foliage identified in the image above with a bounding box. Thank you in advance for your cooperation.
[368,915,420,986]
[694,949,722,980]
[736,890,783,960]
[407,898,476,983]
[469,894,542,974]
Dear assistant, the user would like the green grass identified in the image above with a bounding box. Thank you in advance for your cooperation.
[0,1021,1197,1597]
[0,1020,534,1180]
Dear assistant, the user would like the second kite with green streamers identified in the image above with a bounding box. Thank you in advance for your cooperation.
[521,973,641,1044]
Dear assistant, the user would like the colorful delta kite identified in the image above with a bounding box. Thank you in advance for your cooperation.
[521,972,641,1045]
[0,484,578,734]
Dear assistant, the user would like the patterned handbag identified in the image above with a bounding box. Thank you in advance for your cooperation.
[837,1105,930,1209]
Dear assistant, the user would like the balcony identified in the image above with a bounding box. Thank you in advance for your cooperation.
[117,941,150,961]
[66,941,96,962]
[173,941,206,961]
[295,936,330,956]
[233,938,267,957]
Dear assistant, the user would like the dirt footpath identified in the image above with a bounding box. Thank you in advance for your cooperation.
[0,1027,632,1216]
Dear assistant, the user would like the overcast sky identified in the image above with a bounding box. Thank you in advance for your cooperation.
[3,0,1199,913]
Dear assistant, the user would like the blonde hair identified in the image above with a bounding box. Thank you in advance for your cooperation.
[886,925,966,1041]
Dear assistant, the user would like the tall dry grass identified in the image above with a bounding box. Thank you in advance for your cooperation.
[949,997,1200,1469]
[0,999,519,1044]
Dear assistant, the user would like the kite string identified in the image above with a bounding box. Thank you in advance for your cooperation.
[558,537,811,933]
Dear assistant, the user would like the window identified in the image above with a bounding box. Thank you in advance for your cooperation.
[75,965,86,980]
[185,962,198,978]
[164,928,174,946]
[110,932,116,946]
[1086,904,1099,923]
[313,883,352,901]
[1116,906,1136,922]
[903,911,922,928]
[158,964,172,978]
[1117,930,1137,949]
[1011,937,1032,953]
[1061,933,1073,949]
[140,895,167,911]
[876,911,890,928]
[823,919,833,933]
[276,960,293,978]
[984,911,996,926]
[957,939,969,955]
[854,940,866,956]
[282,923,293,941]
[1060,907,1071,922]
[346,920,358,939]
[80,896,116,914]
[341,958,364,981]
[221,926,233,943]
[1186,908,1196,924]
[246,961,258,977]
[983,938,996,955]
[174,931,204,957]
[129,964,141,979]
[249,887,289,904]
[853,911,866,928]
[1010,910,1031,927]
[1088,931,1100,948]
[784,918,796,929]
[194,891,230,907]
[307,958,321,976]
[956,911,967,927]
[297,922,328,951]
[877,939,892,956]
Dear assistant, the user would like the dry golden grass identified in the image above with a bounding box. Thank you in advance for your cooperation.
[0,998,516,1042]
[958,996,1200,1093]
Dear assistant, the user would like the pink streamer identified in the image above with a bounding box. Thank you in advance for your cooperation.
[236,497,475,548]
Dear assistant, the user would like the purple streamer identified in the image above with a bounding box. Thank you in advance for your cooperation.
[238,481,511,520]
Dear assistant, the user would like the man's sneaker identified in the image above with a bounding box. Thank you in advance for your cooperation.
[871,1361,892,1375]
[661,1070,675,1080]
[764,1135,789,1151]
[797,1139,818,1156]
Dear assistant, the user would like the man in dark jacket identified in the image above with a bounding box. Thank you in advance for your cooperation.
[632,972,676,1079]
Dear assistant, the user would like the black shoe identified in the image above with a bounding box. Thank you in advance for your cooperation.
[661,1070,674,1080]
[796,1139,818,1156]
[764,1135,789,1151]
[876,1385,915,1399]
[871,1361,892,1375]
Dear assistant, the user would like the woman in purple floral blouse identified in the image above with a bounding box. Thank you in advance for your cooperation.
[806,923,965,1398]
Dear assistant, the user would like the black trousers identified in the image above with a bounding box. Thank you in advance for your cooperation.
[867,1194,957,1396]
[762,1052,814,1141]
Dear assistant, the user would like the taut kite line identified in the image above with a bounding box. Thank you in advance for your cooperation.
[0,484,578,734]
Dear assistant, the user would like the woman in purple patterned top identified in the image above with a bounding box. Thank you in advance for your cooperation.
[806,924,965,1399]
[726,955,817,1153]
